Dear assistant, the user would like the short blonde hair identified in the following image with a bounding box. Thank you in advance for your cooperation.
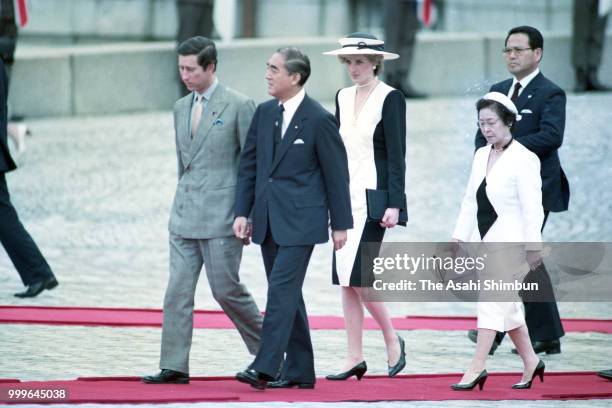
[338,54,384,76]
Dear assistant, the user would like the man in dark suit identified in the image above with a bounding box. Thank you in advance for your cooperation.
[471,26,568,355]
[0,59,58,298]
[572,0,611,92]
[233,47,353,389]
[175,0,215,96]
[383,0,427,98]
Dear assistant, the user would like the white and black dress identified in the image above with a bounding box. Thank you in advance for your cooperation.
[332,81,407,287]
[453,141,544,332]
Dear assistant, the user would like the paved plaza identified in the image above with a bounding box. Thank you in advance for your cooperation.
[1,93,611,407]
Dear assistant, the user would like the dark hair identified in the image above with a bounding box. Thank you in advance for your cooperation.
[476,99,516,130]
[338,54,384,75]
[177,36,218,71]
[505,26,544,51]
[276,47,311,86]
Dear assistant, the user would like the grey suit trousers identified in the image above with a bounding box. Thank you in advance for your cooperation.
[160,233,262,374]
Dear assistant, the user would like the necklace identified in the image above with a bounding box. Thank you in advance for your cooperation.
[353,79,379,123]
[356,77,378,88]
[492,136,513,153]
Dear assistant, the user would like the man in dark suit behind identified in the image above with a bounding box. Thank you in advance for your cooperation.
[0,59,58,298]
[572,0,611,92]
[175,0,215,96]
[233,47,353,389]
[471,26,569,355]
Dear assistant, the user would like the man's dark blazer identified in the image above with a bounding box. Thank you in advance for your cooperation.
[476,72,570,212]
[0,60,16,173]
[235,94,353,244]
[1,59,54,288]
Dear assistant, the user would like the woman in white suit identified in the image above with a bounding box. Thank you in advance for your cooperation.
[450,92,545,391]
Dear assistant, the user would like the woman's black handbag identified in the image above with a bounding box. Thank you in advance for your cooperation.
[365,189,407,226]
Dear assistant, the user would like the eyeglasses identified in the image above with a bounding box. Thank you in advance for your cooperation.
[502,47,533,55]
[477,119,501,130]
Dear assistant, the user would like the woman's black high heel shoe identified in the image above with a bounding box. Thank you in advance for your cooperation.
[388,335,406,377]
[326,361,367,381]
[451,370,488,391]
[512,360,545,389]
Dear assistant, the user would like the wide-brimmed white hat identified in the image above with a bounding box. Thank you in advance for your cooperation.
[482,92,522,121]
[323,32,399,60]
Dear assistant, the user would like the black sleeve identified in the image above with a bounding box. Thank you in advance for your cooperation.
[315,112,353,230]
[516,88,566,155]
[334,89,341,126]
[0,60,8,145]
[235,104,260,218]
[381,90,407,210]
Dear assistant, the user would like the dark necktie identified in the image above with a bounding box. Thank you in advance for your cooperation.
[273,104,284,158]
[510,82,522,103]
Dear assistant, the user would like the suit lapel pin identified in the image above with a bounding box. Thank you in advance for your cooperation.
[275,121,279,127]
[528,95,532,99]
[294,125,298,129]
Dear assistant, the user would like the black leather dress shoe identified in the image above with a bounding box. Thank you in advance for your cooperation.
[267,379,315,389]
[598,369,612,380]
[142,369,189,384]
[236,368,272,390]
[14,277,59,298]
[467,329,500,355]
[512,339,560,355]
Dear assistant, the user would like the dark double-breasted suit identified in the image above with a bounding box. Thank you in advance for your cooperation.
[475,71,568,342]
[0,61,15,173]
[0,59,55,288]
[235,93,352,382]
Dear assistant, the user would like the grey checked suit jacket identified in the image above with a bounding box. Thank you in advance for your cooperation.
[169,83,256,239]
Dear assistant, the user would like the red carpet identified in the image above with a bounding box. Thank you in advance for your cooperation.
[1,373,611,404]
[1,306,612,333]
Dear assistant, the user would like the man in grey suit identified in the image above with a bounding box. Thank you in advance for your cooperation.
[143,36,262,384]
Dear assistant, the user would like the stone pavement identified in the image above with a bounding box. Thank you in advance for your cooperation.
[1,93,611,407]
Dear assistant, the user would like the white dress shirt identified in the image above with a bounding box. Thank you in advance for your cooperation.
[279,88,305,137]
[508,68,540,99]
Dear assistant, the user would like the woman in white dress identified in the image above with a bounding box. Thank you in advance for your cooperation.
[451,92,546,391]
[323,33,407,380]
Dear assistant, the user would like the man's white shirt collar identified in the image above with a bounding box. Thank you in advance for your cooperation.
[279,88,305,136]
[509,68,540,98]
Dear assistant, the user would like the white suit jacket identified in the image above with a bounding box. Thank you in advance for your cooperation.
[453,141,544,249]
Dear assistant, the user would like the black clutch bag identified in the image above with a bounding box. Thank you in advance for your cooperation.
[365,189,407,226]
